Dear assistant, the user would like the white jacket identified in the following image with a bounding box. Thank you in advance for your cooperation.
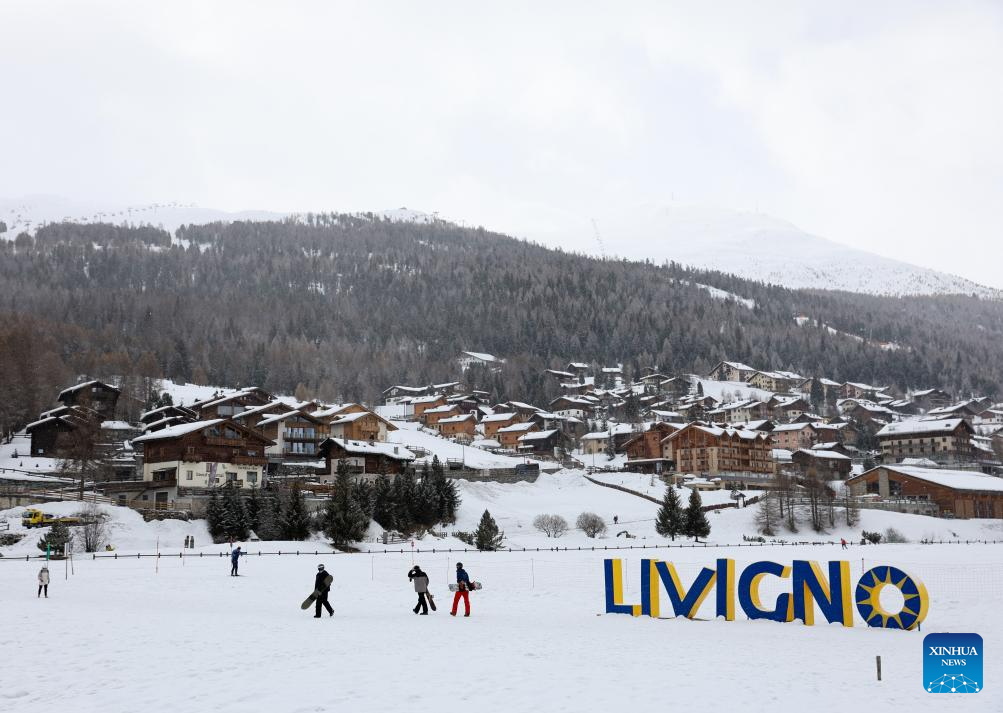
[38,568,50,585]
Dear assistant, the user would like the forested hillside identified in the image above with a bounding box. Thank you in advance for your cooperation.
[2,215,1002,433]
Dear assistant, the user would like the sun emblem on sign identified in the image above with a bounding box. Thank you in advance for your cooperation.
[854,565,927,629]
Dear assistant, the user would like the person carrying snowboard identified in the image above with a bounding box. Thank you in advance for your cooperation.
[37,565,50,598]
[230,546,243,576]
[314,564,334,618]
[450,562,472,617]
[409,565,431,615]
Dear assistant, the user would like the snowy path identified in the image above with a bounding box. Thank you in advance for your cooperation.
[4,544,1001,712]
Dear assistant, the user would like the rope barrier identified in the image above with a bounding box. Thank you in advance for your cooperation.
[1,538,999,561]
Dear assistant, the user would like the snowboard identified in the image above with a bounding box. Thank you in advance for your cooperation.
[448,582,483,591]
[301,573,334,610]
[427,592,437,611]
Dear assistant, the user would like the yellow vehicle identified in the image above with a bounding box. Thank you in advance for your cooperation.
[21,508,83,529]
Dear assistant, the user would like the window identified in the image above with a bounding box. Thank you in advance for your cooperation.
[186,470,194,481]
[226,472,237,483]
[246,472,257,484]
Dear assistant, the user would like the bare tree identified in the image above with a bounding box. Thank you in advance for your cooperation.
[576,512,607,538]
[77,504,108,553]
[774,472,799,532]
[533,514,569,538]
[754,491,780,536]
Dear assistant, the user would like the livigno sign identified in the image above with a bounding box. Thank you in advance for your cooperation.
[604,559,929,629]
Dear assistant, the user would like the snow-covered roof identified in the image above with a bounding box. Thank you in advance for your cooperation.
[132,419,224,443]
[471,438,501,449]
[325,438,415,461]
[481,412,516,423]
[771,422,813,432]
[58,380,118,398]
[876,419,967,437]
[771,448,793,461]
[410,395,446,405]
[496,422,537,433]
[719,360,755,371]
[568,362,589,369]
[438,413,475,424]
[101,420,134,430]
[860,465,1003,493]
[899,457,939,467]
[462,351,501,362]
[794,448,850,460]
[424,405,458,415]
[518,429,559,442]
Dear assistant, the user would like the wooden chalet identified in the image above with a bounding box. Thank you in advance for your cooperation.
[790,448,852,480]
[662,423,772,476]
[26,406,98,457]
[57,380,120,419]
[194,387,274,419]
[255,409,329,460]
[437,413,477,440]
[623,422,680,474]
[480,412,518,440]
[876,418,975,465]
[769,422,817,452]
[516,429,572,456]
[132,418,272,489]
[327,410,397,443]
[410,394,448,421]
[847,465,1003,519]
[424,404,460,428]
[707,361,756,382]
[496,421,538,449]
[319,438,415,479]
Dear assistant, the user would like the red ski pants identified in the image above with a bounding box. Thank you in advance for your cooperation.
[451,589,470,615]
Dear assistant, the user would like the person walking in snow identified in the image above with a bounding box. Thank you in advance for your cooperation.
[613,515,619,525]
[409,565,431,615]
[37,566,50,598]
[314,564,334,618]
[230,546,243,576]
[840,538,848,550]
[450,562,472,617]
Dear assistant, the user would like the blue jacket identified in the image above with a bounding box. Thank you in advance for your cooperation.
[456,567,470,585]
[231,549,242,563]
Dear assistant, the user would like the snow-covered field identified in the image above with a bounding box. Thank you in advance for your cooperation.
[4,474,1002,712]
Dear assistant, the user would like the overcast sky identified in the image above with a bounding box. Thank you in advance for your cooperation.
[3,1,1002,285]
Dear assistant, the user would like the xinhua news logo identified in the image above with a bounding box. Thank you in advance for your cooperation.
[923,633,983,693]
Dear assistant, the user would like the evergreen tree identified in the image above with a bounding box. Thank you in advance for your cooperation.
[220,484,250,541]
[371,475,396,530]
[683,488,711,541]
[205,490,225,543]
[474,509,504,551]
[245,487,261,532]
[655,485,684,540]
[323,460,369,547]
[281,482,312,540]
[256,490,284,540]
[37,521,72,554]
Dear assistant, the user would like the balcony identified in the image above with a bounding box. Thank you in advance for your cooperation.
[232,455,268,466]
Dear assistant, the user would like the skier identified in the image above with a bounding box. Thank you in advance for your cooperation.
[409,565,430,615]
[230,546,243,576]
[37,565,50,598]
[313,564,334,618]
[840,538,848,550]
[613,515,619,525]
[450,562,471,617]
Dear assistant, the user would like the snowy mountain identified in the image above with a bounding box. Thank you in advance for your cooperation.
[3,196,997,298]
[566,204,1001,298]
[0,196,438,237]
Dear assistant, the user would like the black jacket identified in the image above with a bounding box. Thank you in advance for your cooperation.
[315,570,331,592]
